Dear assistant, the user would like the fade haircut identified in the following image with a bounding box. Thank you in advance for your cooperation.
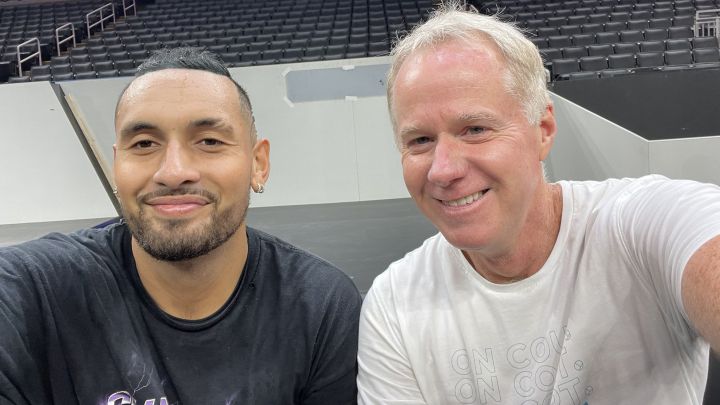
[387,1,550,128]
[115,47,257,141]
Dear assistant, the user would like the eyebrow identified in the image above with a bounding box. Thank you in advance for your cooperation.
[119,121,158,140]
[118,118,234,140]
[398,125,421,139]
[398,112,501,139]
[188,118,234,134]
[457,112,501,125]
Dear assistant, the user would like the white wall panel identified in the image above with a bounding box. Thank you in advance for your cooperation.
[548,92,649,182]
[0,82,115,226]
[649,136,720,186]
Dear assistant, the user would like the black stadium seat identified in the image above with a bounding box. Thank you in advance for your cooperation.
[693,48,720,67]
[664,49,693,66]
[692,37,719,49]
[636,51,664,68]
[640,41,665,52]
[580,55,608,71]
[552,58,580,79]
[607,53,636,69]
[588,44,613,56]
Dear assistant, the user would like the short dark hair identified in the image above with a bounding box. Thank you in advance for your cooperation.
[116,47,256,139]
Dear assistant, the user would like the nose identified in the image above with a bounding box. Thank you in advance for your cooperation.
[152,140,201,189]
[427,136,465,187]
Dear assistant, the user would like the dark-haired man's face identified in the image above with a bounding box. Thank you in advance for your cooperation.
[113,69,268,261]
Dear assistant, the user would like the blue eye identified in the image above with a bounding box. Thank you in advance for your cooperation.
[467,126,486,134]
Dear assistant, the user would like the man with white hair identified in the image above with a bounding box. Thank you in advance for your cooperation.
[357,3,720,404]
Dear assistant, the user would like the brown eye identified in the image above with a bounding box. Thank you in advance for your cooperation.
[201,138,223,146]
[134,140,154,148]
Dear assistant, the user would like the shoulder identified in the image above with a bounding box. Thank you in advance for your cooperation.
[0,224,127,280]
[560,175,717,204]
[367,232,449,303]
[556,175,711,221]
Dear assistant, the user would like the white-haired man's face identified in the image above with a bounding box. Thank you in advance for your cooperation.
[391,39,556,257]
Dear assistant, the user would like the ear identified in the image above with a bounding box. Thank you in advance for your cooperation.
[251,138,270,189]
[537,103,556,161]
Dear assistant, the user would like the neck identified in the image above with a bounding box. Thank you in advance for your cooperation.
[463,182,563,284]
[131,225,249,320]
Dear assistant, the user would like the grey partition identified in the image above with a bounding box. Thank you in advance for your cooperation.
[547,92,649,182]
[548,91,720,186]
[59,56,407,208]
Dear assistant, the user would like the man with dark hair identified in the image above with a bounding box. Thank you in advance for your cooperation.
[0,48,361,405]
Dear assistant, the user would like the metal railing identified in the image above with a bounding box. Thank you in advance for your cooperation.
[694,9,720,37]
[86,3,115,37]
[122,0,136,17]
[16,38,41,77]
[55,23,76,55]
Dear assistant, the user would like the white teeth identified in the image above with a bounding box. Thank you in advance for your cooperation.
[444,190,485,206]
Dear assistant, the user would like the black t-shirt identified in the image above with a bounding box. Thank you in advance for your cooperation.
[0,223,362,404]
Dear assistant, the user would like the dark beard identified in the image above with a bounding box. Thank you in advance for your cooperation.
[122,188,249,262]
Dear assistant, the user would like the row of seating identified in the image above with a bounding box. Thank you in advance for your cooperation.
[479,0,719,10]
[540,37,717,61]
[532,27,701,49]
[551,48,720,79]
[126,12,422,27]
[63,39,389,60]
[9,39,388,84]
[116,19,410,34]
[514,8,696,24]
[149,0,421,7]
[11,59,139,83]
[518,13,694,29]
[527,22,694,41]
[144,5,426,18]
[81,35,389,52]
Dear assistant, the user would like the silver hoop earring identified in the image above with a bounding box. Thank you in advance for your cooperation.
[256,183,264,194]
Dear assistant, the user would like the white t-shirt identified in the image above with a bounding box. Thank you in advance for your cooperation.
[358,176,720,405]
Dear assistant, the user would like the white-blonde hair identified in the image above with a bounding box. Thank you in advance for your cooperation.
[387,1,550,126]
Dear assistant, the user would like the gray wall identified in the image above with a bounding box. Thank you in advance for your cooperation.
[59,56,408,208]
[549,92,720,186]
[0,81,115,227]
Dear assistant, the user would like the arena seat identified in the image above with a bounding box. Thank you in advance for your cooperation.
[664,49,694,67]
[640,40,666,52]
[666,39,692,51]
[588,44,614,56]
[636,51,665,68]
[607,53,636,69]
[563,46,589,59]
[580,55,608,71]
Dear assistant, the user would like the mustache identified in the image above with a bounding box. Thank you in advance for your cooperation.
[138,187,218,204]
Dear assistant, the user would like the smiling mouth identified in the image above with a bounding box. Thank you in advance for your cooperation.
[441,189,489,207]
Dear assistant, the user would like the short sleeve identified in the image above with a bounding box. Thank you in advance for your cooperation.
[615,176,720,336]
[357,271,427,405]
[301,270,363,405]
